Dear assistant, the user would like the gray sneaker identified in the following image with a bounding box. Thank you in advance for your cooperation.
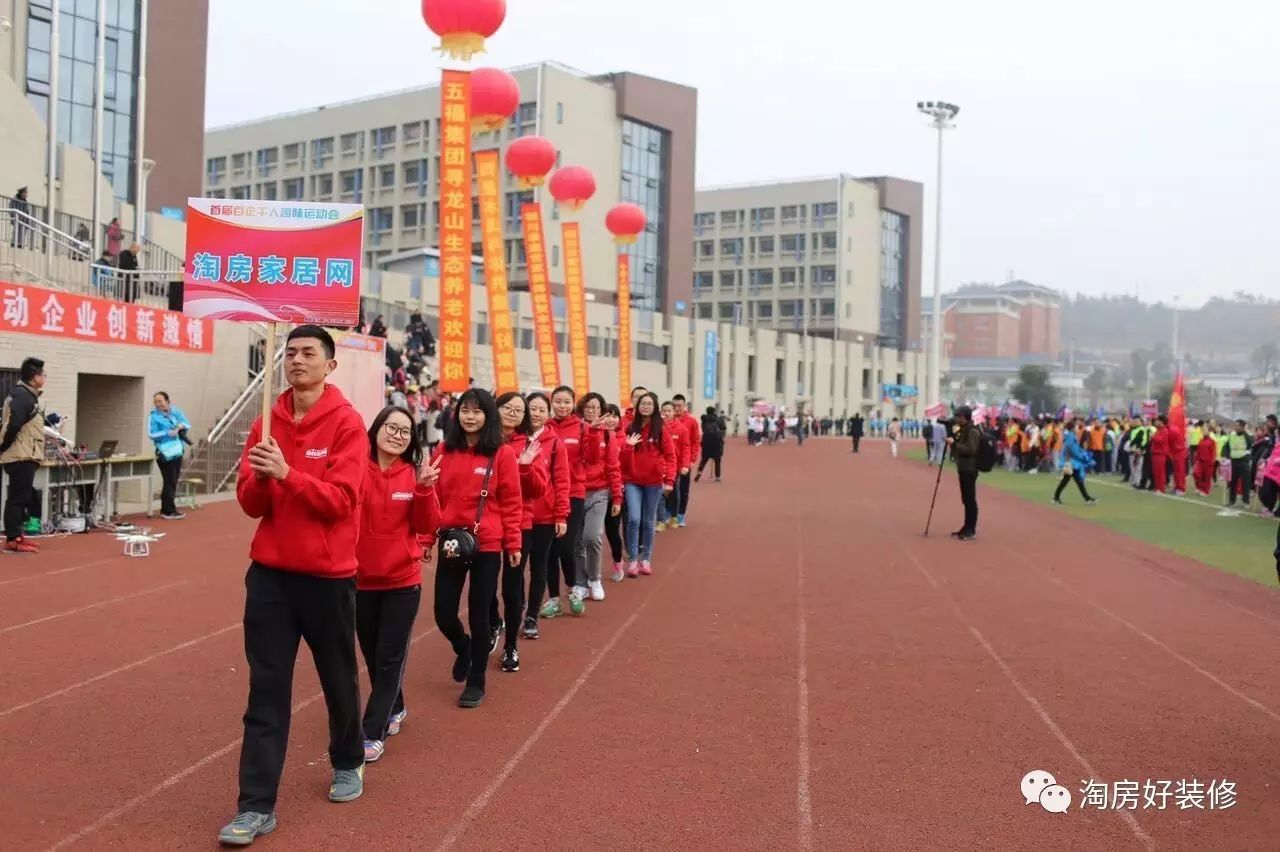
[328,764,365,802]
[218,811,277,846]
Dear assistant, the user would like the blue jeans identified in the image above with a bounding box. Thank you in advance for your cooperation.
[625,483,663,562]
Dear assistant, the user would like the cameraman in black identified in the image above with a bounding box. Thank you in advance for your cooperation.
[148,391,193,520]
[946,407,981,541]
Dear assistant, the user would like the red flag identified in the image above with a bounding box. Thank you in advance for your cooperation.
[1168,372,1187,440]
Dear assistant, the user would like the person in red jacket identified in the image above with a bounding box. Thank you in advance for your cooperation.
[355,405,441,764]
[490,391,547,673]
[523,392,570,632]
[1194,430,1218,496]
[620,385,647,433]
[544,385,601,617]
[221,326,368,847]
[601,403,628,580]
[657,401,690,531]
[671,394,701,527]
[620,392,676,577]
[1168,421,1189,496]
[424,389,523,709]
[1149,416,1171,494]
[574,392,623,601]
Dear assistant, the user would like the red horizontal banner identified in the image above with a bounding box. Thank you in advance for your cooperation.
[1,281,214,353]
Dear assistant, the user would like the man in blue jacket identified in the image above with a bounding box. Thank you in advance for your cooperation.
[1054,420,1098,505]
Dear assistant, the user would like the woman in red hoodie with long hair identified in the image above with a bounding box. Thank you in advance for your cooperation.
[424,389,523,709]
[490,391,547,673]
[524,392,570,633]
[620,392,676,577]
[601,403,627,580]
[575,392,623,599]
[543,385,601,618]
[355,406,441,763]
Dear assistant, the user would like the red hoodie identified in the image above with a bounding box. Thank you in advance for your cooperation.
[357,458,440,591]
[530,426,570,525]
[620,420,676,488]
[507,432,549,530]
[550,414,601,500]
[1150,426,1170,457]
[424,443,523,554]
[236,385,367,579]
[676,412,702,465]
[581,424,623,507]
[665,416,692,472]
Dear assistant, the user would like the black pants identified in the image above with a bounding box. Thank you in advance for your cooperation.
[549,497,584,596]
[356,585,420,742]
[3,460,38,541]
[1229,462,1253,505]
[434,550,501,689]
[1118,450,1131,480]
[697,455,721,479]
[523,523,558,618]
[236,563,363,813]
[489,529,529,649]
[676,471,692,515]
[157,456,183,516]
[1139,453,1153,489]
[1055,470,1092,502]
[604,506,624,562]
[851,435,861,453]
[957,470,979,534]
[1092,450,1106,474]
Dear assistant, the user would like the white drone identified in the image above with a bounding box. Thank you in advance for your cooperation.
[115,528,165,557]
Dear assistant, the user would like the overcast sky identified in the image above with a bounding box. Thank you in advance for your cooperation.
[206,0,1279,308]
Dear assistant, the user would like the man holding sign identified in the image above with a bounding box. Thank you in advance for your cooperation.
[219,325,368,847]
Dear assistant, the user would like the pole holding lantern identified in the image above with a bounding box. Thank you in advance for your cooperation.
[548,165,596,393]
[606,203,646,402]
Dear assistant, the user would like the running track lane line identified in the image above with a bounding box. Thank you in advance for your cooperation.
[44,624,442,852]
[0,622,241,719]
[433,553,691,852]
[0,531,249,588]
[896,545,1157,851]
[795,512,813,852]
[0,580,188,635]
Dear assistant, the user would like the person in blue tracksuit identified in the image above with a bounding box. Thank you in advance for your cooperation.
[149,391,191,520]
[1053,421,1097,504]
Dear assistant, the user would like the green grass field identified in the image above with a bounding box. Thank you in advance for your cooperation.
[913,448,1279,586]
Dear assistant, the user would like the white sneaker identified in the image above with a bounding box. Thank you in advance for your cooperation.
[572,585,589,600]
[589,580,605,601]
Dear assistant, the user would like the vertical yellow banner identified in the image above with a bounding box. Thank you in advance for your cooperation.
[616,253,632,400]
[474,150,519,394]
[520,203,560,387]
[561,222,590,393]
[437,70,473,393]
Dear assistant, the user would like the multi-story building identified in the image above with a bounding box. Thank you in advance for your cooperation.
[691,175,924,352]
[925,280,1063,361]
[203,62,696,316]
[1,0,209,210]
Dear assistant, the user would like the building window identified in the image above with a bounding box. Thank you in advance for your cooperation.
[755,301,773,319]
[257,182,278,200]
[372,125,396,151]
[694,211,715,230]
[848,200,855,217]
[402,204,422,229]
[720,210,739,227]
[372,207,393,232]
[879,210,907,348]
[698,240,714,258]
[819,299,836,316]
[813,265,837,284]
[719,303,737,321]
[206,156,226,184]
[619,119,668,311]
[230,185,250,200]
[312,137,334,167]
[812,201,837,221]
[781,204,804,224]
[819,231,838,252]
[517,102,537,124]
[402,121,423,143]
[312,173,334,197]
[231,152,246,173]
[340,131,363,155]
[719,270,737,289]
[379,164,396,189]
[283,143,302,164]
[720,238,742,257]
[749,268,774,287]
[696,303,713,319]
[751,207,775,228]
[779,300,798,318]
[340,168,362,199]
[781,234,805,257]
[556,102,564,124]
[694,271,713,292]
[755,235,775,254]
[780,267,804,286]
[283,178,304,200]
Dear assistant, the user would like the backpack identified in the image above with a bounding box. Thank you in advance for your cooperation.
[977,428,998,473]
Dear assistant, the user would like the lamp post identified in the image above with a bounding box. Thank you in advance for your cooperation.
[138,158,155,243]
[916,100,959,411]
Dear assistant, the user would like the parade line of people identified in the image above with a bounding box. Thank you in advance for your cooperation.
[219,325,712,846]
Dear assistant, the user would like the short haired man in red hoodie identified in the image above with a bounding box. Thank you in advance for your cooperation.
[219,325,369,847]
[670,394,701,527]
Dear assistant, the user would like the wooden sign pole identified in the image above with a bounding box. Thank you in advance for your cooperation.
[260,322,277,442]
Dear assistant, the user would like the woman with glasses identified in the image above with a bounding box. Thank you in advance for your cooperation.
[601,404,627,579]
[523,392,570,637]
[575,393,622,598]
[490,392,547,673]
[355,406,440,763]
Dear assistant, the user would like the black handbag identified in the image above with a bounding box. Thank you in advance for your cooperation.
[438,454,495,561]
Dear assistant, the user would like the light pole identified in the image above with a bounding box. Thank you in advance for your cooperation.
[916,100,959,410]
[138,158,155,243]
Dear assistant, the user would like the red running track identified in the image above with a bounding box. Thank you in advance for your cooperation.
[2,438,1279,850]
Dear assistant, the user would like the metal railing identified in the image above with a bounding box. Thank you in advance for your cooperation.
[1,194,184,272]
[0,208,94,289]
[190,330,285,493]
[86,266,178,308]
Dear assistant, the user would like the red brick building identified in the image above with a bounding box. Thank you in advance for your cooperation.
[929,280,1062,361]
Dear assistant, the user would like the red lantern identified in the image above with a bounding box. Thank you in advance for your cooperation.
[605,203,647,245]
[470,67,519,133]
[548,166,597,212]
[421,0,506,61]
[505,136,557,188]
